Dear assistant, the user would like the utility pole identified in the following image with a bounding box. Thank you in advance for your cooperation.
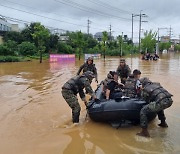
[132,14,133,44]
[157,27,168,54]
[138,11,142,53]
[121,32,123,57]
[169,25,173,42]
[109,24,112,41]
[87,19,91,35]
[132,14,139,45]
[138,11,148,53]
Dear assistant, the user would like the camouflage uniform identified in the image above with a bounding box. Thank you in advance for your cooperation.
[124,75,139,98]
[116,64,131,84]
[140,82,173,128]
[62,75,95,123]
[102,72,114,93]
[77,60,98,81]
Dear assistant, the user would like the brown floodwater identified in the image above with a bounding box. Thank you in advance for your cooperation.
[0,53,180,154]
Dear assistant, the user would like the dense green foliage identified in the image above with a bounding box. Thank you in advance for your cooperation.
[3,22,175,63]
[141,30,157,53]
[18,42,36,56]
[174,44,180,51]
[159,42,171,51]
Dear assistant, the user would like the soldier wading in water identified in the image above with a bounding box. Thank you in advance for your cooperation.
[77,57,98,83]
[137,77,173,137]
[62,71,96,125]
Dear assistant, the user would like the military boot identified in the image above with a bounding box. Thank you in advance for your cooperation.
[158,120,168,128]
[136,128,150,138]
[72,112,80,123]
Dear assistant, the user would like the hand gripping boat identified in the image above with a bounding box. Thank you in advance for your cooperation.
[87,82,156,125]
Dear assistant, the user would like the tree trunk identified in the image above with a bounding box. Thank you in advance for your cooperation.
[103,48,105,59]
[40,51,42,63]
[103,41,105,60]
[78,48,81,60]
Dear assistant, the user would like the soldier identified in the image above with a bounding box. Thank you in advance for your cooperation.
[137,77,173,138]
[116,58,131,84]
[124,69,142,98]
[62,71,96,124]
[103,71,124,100]
[77,57,98,83]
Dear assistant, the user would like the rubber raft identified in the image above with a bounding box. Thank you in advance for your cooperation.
[87,82,156,124]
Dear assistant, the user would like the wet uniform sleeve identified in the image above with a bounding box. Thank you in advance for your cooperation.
[82,78,95,97]
[141,90,150,103]
[116,66,120,76]
[93,64,98,80]
[79,89,85,100]
[77,64,85,75]
[127,65,131,77]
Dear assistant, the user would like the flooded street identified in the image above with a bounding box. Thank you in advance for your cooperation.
[0,53,180,154]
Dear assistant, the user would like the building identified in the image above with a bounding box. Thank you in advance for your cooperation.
[11,24,20,32]
[0,16,11,32]
[171,39,179,44]
[94,32,113,42]
[160,36,170,43]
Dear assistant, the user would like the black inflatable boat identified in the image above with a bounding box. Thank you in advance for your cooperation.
[87,83,156,124]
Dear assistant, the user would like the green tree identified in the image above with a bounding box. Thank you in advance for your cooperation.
[174,44,180,51]
[31,23,50,63]
[3,31,24,44]
[159,42,171,52]
[73,31,85,60]
[57,42,73,54]
[141,30,157,53]
[102,31,108,59]
[48,34,59,52]
[18,42,36,56]
[117,35,123,56]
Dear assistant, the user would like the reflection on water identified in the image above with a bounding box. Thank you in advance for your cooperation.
[0,52,180,154]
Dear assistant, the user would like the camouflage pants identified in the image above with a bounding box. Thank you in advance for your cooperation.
[140,98,173,129]
[61,89,81,122]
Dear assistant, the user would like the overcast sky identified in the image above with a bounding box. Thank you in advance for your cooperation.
[0,0,180,42]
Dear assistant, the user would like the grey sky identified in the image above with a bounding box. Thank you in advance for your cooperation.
[0,0,179,42]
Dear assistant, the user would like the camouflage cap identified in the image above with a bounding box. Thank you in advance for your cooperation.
[120,58,125,63]
[87,57,93,61]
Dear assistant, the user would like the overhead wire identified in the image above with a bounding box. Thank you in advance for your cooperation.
[54,0,133,21]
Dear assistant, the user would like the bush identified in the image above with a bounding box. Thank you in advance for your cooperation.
[3,40,18,55]
[0,56,21,62]
[0,45,9,55]
[57,42,74,54]
[18,42,37,56]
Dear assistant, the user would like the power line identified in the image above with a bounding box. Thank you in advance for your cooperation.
[0,0,109,30]
[0,4,88,27]
[3,0,76,20]
[2,15,70,33]
[54,0,133,21]
[86,0,133,15]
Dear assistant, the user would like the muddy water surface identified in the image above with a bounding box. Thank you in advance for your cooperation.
[0,53,180,154]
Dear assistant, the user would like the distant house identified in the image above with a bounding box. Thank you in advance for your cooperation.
[94,32,113,42]
[11,24,20,32]
[59,35,69,42]
[0,16,11,32]
[171,39,179,44]
[160,36,170,43]
[0,16,20,44]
